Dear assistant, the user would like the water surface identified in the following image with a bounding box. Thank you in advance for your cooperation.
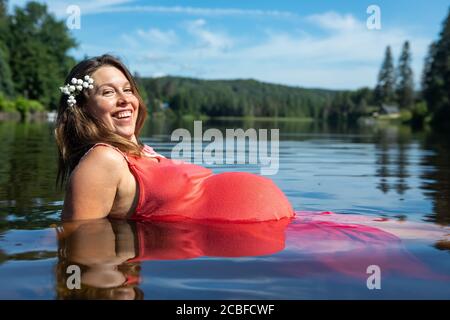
[0,119,449,299]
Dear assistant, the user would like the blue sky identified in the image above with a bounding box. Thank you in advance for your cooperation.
[8,0,450,89]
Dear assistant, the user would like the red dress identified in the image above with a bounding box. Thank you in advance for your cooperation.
[87,143,294,222]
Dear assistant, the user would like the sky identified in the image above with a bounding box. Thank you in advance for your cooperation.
[7,0,450,90]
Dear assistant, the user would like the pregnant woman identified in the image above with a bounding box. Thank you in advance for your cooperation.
[56,54,294,221]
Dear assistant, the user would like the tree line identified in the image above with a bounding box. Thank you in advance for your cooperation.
[342,8,450,128]
[139,76,344,119]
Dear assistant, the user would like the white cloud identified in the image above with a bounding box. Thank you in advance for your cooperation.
[186,19,234,54]
[307,11,360,31]
[136,28,178,46]
[8,1,297,18]
[59,8,434,89]
[210,12,430,89]
[8,0,135,17]
[151,72,168,78]
[86,5,297,18]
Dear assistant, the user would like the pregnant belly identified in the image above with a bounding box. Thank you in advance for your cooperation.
[196,172,294,222]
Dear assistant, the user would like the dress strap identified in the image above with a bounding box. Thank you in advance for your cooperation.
[142,144,166,159]
[81,143,130,163]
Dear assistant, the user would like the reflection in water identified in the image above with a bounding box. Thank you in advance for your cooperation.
[54,213,449,299]
[420,130,450,225]
[0,121,63,230]
[286,212,449,280]
[374,125,411,195]
[371,123,450,224]
[56,220,142,300]
[1,119,450,298]
[55,218,290,299]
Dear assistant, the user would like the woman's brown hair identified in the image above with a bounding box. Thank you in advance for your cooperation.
[55,54,148,187]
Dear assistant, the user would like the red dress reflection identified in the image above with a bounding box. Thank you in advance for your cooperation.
[128,217,291,261]
[128,211,448,281]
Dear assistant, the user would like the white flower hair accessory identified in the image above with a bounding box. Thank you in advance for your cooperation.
[59,75,94,107]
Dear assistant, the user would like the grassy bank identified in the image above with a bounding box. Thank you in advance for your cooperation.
[0,94,46,119]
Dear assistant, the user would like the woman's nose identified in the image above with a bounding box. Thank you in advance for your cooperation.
[117,92,129,105]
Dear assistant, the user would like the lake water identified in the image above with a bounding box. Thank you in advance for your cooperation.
[0,118,449,299]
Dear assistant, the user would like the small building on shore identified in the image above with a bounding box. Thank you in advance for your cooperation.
[373,104,400,119]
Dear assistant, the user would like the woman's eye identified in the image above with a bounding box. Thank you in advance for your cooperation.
[103,90,114,95]
[124,88,133,93]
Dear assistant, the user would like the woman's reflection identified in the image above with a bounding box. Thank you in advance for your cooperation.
[55,217,291,299]
[56,219,142,299]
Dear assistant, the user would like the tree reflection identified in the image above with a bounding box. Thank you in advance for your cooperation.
[420,130,450,225]
[374,124,411,195]
[0,121,63,231]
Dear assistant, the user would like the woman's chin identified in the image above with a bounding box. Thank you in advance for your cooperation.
[115,129,136,142]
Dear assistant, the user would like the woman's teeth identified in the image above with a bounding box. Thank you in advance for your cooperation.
[114,111,132,119]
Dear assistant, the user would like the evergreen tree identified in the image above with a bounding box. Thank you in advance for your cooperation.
[375,46,396,105]
[421,42,436,94]
[420,41,438,118]
[422,8,450,127]
[396,41,414,109]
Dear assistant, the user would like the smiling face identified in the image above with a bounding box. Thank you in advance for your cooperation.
[87,66,140,143]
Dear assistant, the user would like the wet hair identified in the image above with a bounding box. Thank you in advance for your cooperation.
[55,54,148,187]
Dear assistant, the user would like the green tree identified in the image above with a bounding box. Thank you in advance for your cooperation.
[396,41,414,109]
[133,71,149,109]
[375,46,396,105]
[422,8,450,127]
[140,76,365,120]
[7,1,77,109]
[0,0,14,97]
[0,44,14,98]
[421,42,436,94]
[0,1,9,44]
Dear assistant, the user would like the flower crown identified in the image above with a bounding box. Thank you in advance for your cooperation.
[59,75,94,107]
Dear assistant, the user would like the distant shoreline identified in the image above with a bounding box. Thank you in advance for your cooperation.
[0,111,54,122]
[209,116,314,122]
[180,114,315,122]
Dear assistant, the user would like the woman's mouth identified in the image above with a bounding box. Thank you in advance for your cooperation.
[112,110,132,120]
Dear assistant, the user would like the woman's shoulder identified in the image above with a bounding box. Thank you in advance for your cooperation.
[77,144,129,172]
[63,145,131,221]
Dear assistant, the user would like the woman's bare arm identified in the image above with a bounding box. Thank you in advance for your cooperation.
[61,146,127,220]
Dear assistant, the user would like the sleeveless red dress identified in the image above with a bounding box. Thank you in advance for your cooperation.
[88,143,294,222]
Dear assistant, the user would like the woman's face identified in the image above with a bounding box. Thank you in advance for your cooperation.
[87,66,139,143]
